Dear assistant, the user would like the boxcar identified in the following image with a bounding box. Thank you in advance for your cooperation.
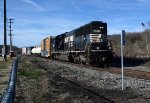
[41,36,54,58]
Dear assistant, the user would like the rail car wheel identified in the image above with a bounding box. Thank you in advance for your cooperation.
[51,54,55,60]
[74,56,77,64]
[68,54,74,63]
[74,55,81,64]
[82,61,86,65]
[89,55,96,66]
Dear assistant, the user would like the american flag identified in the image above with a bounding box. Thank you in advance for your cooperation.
[141,22,145,27]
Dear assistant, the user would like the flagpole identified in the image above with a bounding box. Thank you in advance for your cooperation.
[141,23,148,50]
[121,30,125,90]
[141,23,145,32]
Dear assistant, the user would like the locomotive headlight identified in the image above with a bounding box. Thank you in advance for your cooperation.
[100,27,104,29]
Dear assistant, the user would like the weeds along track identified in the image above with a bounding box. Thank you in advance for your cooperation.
[33,60,115,103]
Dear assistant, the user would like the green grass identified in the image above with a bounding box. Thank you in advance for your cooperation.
[19,58,44,79]
[0,81,8,85]
[0,63,8,70]
[0,58,13,70]
[21,63,31,68]
[19,69,43,79]
[0,58,12,93]
[31,58,41,62]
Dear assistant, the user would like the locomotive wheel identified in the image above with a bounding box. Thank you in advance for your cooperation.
[96,55,100,67]
[74,56,78,64]
[99,54,110,68]
[89,56,97,66]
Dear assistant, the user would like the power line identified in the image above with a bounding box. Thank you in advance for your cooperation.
[7,18,14,52]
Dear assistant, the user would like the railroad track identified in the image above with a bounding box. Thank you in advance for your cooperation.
[109,68,150,80]
[33,60,115,103]
[48,59,150,80]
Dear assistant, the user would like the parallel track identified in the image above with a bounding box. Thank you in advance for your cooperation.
[51,59,150,80]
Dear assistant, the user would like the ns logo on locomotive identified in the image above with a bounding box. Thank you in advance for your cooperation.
[40,21,113,68]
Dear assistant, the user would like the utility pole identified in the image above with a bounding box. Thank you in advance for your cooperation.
[3,0,7,61]
[7,18,14,52]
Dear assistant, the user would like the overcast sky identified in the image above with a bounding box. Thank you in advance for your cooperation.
[0,0,150,47]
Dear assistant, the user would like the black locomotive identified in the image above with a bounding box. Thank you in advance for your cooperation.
[51,21,113,67]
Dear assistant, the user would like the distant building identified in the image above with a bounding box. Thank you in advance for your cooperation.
[22,47,34,55]
[2,47,5,56]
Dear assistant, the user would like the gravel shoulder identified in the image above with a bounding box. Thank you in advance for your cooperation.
[15,56,150,103]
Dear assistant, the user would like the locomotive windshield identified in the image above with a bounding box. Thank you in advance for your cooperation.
[92,22,107,34]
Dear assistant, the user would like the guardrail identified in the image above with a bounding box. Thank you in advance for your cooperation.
[1,58,18,103]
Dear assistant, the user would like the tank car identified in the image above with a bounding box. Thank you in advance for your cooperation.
[31,47,41,56]
[51,21,113,67]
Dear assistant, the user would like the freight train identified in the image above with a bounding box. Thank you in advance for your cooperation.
[40,21,113,67]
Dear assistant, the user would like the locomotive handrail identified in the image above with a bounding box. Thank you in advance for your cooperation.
[1,58,18,103]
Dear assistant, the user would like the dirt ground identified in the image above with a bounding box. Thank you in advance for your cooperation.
[15,55,150,103]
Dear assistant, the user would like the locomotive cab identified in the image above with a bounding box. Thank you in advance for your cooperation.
[85,38,112,67]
